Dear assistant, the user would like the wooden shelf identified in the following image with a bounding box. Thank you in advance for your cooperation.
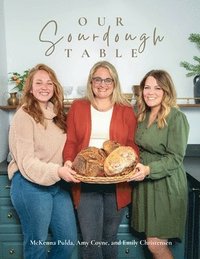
[178,104,200,107]
[177,98,200,107]
[0,104,72,111]
[1,100,200,111]
[0,105,18,110]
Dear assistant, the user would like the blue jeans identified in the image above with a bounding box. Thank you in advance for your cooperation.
[77,184,126,259]
[10,172,77,259]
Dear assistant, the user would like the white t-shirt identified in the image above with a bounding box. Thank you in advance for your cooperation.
[89,106,113,148]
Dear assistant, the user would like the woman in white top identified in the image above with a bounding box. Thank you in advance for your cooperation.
[63,60,139,259]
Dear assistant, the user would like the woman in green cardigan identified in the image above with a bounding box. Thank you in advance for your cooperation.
[130,70,189,259]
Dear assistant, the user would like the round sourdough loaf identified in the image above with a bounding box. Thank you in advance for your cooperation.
[104,146,138,176]
[72,147,107,177]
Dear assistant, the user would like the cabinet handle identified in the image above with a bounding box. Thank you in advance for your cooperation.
[9,249,15,254]
[125,247,130,254]
[192,188,200,192]
[5,185,11,189]
[7,212,13,219]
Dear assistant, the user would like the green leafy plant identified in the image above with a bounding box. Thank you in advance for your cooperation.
[180,33,200,77]
[9,69,30,92]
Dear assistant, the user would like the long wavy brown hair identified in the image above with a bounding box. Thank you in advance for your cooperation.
[137,69,178,128]
[19,64,66,132]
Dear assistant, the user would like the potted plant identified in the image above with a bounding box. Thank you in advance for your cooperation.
[9,69,30,93]
[180,33,200,104]
[7,69,29,106]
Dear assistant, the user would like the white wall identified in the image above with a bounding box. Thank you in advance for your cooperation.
[0,0,199,162]
[3,0,200,97]
[0,0,9,161]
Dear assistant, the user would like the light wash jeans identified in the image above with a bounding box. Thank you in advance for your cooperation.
[10,171,77,259]
[77,184,126,259]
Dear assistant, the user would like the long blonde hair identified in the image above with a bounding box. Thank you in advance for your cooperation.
[137,69,178,128]
[85,60,130,107]
[20,64,66,132]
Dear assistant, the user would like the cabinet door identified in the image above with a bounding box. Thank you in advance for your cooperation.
[186,177,200,259]
[117,233,151,259]
[0,204,21,234]
[119,206,132,233]
[0,175,11,198]
[0,204,20,224]
[0,241,23,259]
[0,196,21,234]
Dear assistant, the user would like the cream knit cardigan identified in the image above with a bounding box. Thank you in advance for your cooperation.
[8,103,66,186]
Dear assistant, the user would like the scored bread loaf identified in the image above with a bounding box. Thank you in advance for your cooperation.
[104,146,138,176]
[72,147,107,177]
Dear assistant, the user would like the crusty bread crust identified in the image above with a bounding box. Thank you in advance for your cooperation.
[72,147,107,177]
[72,141,138,178]
[104,146,138,176]
[103,140,121,155]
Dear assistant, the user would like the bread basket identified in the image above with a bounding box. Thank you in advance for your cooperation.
[72,141,138,184]
[74,170,135,184]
